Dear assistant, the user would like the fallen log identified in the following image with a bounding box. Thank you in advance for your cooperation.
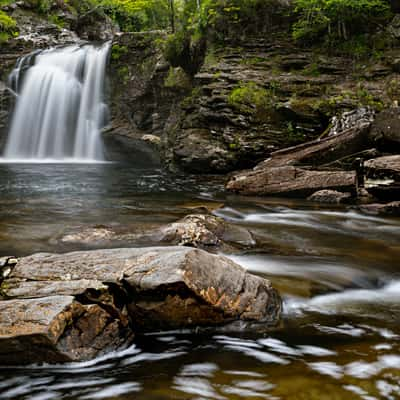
[226,166,357,197]
[255,122,371,169]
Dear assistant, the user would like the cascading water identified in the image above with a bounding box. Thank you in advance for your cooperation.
[2,42,110,162]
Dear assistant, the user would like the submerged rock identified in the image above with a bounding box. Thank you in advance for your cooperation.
[0,247,281,364]
[359,201,400,216]
[59,214,255,253]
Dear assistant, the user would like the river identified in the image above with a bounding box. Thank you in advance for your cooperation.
[0,162,399,399]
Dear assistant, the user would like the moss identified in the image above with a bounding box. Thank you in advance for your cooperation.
[228,81,275,118]
[117,66,130,84]
[302,62,320,77]
[48,14,66,28]
[240,56,268,65]
[111,44,128,61]
[181,87,201,108]
[164,67,192,90]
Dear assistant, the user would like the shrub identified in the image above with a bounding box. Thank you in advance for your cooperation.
[293,0,392,44]
[0,10,17,42]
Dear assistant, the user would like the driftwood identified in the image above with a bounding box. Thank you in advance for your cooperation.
[226,166,357,197]
[255,122,371,169]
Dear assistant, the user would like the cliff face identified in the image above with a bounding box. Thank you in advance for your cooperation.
[109,27,400,173]
[1,2,400,173]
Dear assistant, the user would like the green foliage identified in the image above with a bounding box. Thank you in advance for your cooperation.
[199,0,288,43]
[164,30,206,75]
[0,10,17,43]
[48,13,66,28]
[228,81,275,118]
[117,65,130,83]
[292,0,392,46]
[111,44,128,61]
[164,66,191,89]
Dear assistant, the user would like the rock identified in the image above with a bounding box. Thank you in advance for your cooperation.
[365,179,400,201]
[328,107,375,137]
[0,247,281,364]
[59,214,255,253]
[0,81,12,148]
[365,155,400,181]
[226,166,357,197]
[359,201,400,216]
[369,107,400,151]
[388,14,400,39]
[307,190,352,204]
[0,296,132,365]
[158,214,255,252]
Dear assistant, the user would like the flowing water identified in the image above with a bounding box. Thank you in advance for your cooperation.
[0,163,399,400]
[2,43,110,162]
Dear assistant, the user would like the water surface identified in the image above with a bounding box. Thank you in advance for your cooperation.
[0,163,399,400]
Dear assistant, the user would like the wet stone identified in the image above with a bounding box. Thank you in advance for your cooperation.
[0,246,282,364]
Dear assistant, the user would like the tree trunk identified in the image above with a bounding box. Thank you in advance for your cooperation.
[169,0,175,33]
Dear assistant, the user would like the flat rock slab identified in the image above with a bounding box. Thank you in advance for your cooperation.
[227,166,357,197]
[0,247,281,365]
[359,201,400,216]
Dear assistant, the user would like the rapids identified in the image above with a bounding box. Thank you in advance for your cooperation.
[0,164,399,399]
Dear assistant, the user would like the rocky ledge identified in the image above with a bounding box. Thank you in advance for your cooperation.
[227,107,400,213]
[0,247,281,365]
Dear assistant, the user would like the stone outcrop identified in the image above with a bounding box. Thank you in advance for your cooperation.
[0,247,281,364]
[365,155,400,181]
[369,107,400,151]
[364,155,400,200]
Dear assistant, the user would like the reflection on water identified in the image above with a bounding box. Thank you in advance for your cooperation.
[0,163,399,399]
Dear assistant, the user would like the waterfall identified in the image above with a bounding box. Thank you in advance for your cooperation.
[2,42,110,162]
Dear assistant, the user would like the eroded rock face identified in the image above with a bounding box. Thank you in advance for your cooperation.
[0,247,281,364]
[0,296,131,365]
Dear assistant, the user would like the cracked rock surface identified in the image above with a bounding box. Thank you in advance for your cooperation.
[0,246,281,365]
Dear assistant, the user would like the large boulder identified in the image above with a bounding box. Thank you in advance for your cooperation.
[365,155,400,181]
[369,107,400,151]
[0,247,281,365]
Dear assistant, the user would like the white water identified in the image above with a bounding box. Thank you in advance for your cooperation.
[2,42,110,162]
